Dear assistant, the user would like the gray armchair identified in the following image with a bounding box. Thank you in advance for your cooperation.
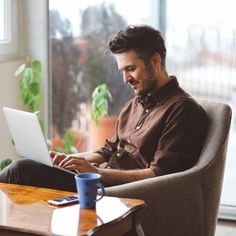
[105,98,232,236]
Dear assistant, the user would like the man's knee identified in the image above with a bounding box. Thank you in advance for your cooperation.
[0,159,38,184]
[6,159,36,174]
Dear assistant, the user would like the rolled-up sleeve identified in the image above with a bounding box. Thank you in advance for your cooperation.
[95,138,119,162]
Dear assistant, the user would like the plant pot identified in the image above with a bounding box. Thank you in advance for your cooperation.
[89,115,117,150]
[51,135,63,152]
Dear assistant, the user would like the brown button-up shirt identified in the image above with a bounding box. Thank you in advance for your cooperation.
[96,76,207,176]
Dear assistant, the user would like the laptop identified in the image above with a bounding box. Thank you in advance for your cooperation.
[3,107,76,175]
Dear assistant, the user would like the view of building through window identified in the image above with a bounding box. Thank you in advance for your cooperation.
[49,0,236,215]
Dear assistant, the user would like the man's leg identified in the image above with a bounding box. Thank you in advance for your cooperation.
[0,159,77,192]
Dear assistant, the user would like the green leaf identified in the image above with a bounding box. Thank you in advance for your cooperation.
[63,129,75,154]
[14,64,26,77]
[15,57,42,116]
[0,158,12,171]
[25,95,34,108]
[22,68,33,85]
[39,119,45,133]
[32,60,42,72]
[53,147,63,152]
[21,91,30,105]
[30,82,40,95]
[33,96,40,111]
[91,83,112,125]
[33,70,41,81]
[33,111,45,134]
[34,110,41,115]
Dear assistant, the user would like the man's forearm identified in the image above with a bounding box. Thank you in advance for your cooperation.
[73,152,157,184]
[97,167,156,185]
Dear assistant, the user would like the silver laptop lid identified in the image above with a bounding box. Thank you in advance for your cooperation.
[3,107,53,167]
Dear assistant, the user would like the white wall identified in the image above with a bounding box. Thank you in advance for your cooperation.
[0,60,22,159]
[23,0,49,123]
[0,0,48,160]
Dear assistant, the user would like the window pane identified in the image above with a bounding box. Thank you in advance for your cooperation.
[0,0,18,59]
[166,0,236,216]
[0,0,10,43]
[49,0,155,153]
[0,0,6,41]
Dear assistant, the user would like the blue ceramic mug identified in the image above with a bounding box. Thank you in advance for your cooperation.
[74,173,105,208]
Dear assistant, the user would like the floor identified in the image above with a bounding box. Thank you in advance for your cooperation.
[216,220,236,236]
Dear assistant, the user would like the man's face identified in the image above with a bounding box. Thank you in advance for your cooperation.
[115,50,158,95]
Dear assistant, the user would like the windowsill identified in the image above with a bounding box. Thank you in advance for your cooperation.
[219,205,236,221]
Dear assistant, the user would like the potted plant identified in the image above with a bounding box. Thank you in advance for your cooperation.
[51,129,78,154]
[15,57,41,111]
[14,57,78,154]
[89,83,117,150]
[91,83,112,125]
[14,57,45,131]
[1,58,44,171]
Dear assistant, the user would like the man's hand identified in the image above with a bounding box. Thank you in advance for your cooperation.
[49,151,157,184]
[50,151,99,173]
[57,155,99,173]
[50,151,67,166]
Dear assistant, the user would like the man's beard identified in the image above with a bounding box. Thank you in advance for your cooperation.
[135,67,158,95]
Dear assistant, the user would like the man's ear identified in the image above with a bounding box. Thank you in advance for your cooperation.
[151,53,162,70]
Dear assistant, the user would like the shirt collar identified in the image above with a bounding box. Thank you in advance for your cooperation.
[136,76,179,108]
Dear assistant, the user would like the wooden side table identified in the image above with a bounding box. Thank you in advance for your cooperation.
[0,183,146,236]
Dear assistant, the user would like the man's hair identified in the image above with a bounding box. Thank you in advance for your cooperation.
[107,25,166,67]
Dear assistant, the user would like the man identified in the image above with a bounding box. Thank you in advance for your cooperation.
[0,25,207,191]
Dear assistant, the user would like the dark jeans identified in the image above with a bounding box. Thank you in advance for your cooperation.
[0,159,77,192]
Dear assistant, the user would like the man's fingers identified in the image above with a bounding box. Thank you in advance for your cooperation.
[49,151,57,158]
[58,155,75,167]
[52,153,66,166]
[60,157,85,168]
[63,163,79,170]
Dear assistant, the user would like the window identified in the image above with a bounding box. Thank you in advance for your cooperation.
[166,0,236,219]
[48,2,236,220]
[0,0,18,57]
[48,0,160,153]
[0,0,7,41]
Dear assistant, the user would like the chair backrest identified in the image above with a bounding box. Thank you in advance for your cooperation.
[105,98,232,236]
[195,98,232,235]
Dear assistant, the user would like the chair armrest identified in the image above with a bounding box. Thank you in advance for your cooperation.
[104,169,205,236]
[105,168,202,201]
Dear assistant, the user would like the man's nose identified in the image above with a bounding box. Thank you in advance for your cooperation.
[123,71,131,83]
